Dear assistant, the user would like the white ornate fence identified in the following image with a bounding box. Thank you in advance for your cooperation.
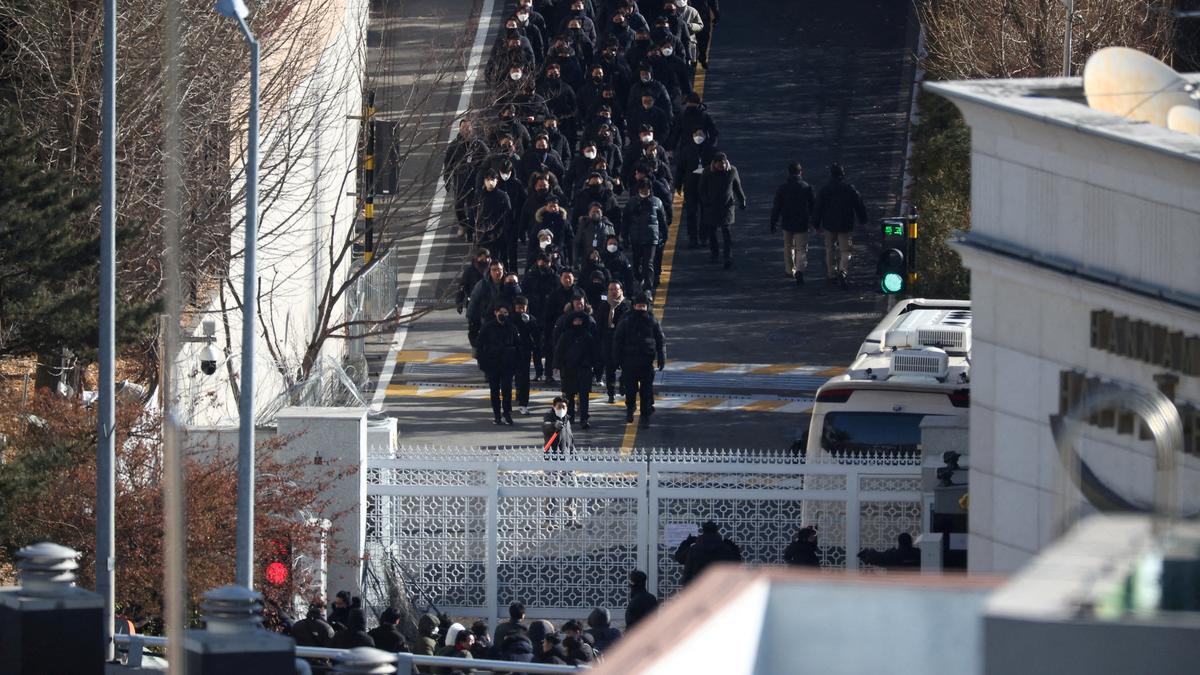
[362,447,922,623]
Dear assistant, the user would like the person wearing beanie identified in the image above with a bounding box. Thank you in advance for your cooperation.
[626,569,660,629]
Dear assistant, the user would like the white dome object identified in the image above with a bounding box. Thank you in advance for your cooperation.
[1083,47,1192,128]
[1167,104,1200,136]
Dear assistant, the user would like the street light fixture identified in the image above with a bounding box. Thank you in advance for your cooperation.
[215,0,260,589]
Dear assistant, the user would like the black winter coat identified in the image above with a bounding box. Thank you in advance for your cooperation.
[513,311,541,357]
[623,194,667,246]
[698,165,747,226]
[611,309,665,367]
[476,187,513,239]
[813,176,868,233]
[367,625,410,653]
[675,532,743,585]
[783,539,821,567]
[476,319,522,374]
[521,266,559,318]
[625,587,659,629]
[542,410,573,454]
[771,176,816,232]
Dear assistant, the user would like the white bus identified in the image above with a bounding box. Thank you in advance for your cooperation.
[804,299,971,460]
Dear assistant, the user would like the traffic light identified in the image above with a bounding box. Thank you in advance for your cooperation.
[263,536,292,590]
[878,219,909,294]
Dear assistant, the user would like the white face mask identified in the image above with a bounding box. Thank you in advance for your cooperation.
[539,238,551,249]
[484,179,498,189]
[510,71,522,81]
[500,172,512,181]
[676,0,686,6]
[583,149,597,159]
[661,47,673,57]
[606,244,618,253]
[554,407,567,419]
[640,134,653,143]
[517,11,529,22]
[693,134,705,144]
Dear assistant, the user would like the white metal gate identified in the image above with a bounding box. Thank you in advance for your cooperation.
[363,447,921,623]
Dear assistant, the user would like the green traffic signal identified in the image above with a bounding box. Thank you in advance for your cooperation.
[881,272,905,294]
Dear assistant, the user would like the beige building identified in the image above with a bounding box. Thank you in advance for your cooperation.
[926,75,1200,573]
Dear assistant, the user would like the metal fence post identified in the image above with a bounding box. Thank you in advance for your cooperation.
[846,466,861,571]
[486,460,499,624]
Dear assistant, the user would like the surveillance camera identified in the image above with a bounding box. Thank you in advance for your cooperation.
[199,344,220,376]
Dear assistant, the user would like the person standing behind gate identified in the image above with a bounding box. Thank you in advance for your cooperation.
[476,303,520,426]
[542,396,574,456]
[611,292,665,428]
[673,520,743,586]
[770,162,817,285]
[697,152,747,269]
[625,570,659,630]
[812,162,868,289]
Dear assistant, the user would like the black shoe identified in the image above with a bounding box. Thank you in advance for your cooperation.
[723,259,732,270]
[795,271,804,285]
[581,420,590,430]
[493,417,503,425]
[503,414,514,425]
[626,409,635,423]
[608,393,616,404]
[639,416,651,429]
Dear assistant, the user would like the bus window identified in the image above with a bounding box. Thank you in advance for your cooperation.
[819,412,947,455]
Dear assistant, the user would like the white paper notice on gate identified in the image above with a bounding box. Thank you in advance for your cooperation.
[664,523,698,548]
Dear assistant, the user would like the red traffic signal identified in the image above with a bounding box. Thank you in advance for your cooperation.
[263,537,292,588]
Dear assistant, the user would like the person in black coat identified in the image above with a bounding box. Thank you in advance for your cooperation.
[673,520,743,586]
[456,248,492,315]
[554,309,599,428]
[611,293,665,428]
[541,270,580,385]
[444,120,489,239]
[367,607,410,653]
[521,253,559,380]
[673,125,717,247]
[783,526,821,567]
[623,179,668,290]
[668,92,719,151]
[331,608,375,649]
[476,169,515,266]
[534,632,570,665]
[858,532,922,569]
[584,607,622,653]
[291,602,335,648]
[697,151,747,268]
[600,234,637,291]
[812,162,868,286]
[496,629,536,662]
[625,570,659,630]
[595,279,631,403]
[513,296,541,414]
[476,303,522,425]
[771,162,817,283]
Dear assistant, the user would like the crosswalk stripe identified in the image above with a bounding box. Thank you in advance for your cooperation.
[679,397,726,411]
[432,354,475,365]
[395,350,840,378]
[742,399,791,412]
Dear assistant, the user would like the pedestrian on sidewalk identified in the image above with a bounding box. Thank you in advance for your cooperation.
[476,303,521,425]
[623,179,668,290]
[812,162,868,288]
[554,307,600,429]
[697,151,747,269]
[466,259,507,347]
[770,162,817,285]
[611,292,665,428]
[596,280,631,403]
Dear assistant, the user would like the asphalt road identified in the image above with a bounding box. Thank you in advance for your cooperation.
[366,0,917,451]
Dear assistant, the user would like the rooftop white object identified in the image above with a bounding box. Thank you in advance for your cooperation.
[1083,47,1192,128]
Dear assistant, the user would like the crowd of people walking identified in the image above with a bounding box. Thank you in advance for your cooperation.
[444,0,869,429]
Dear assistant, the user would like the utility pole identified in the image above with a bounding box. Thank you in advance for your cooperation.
[97,0,117,661]
[1062,0,1075,77]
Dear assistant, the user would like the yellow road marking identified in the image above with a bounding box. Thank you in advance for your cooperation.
[742,399,791,413]
[748,364,800,375]
[683,362,731,373]
[386,384,420,397]
[420,386,474,397]
[814,366,846,378]
[395,350,430,363]
[433,353,475,365]
[679,397,724,411]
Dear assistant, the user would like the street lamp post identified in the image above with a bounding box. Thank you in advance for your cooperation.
[98,0,117,660]
[215,0,259,589]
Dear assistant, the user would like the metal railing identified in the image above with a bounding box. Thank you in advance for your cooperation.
[115,633,587,673]
[345,249,401,366]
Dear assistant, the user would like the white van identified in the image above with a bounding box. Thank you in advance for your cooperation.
[804,299,971,460]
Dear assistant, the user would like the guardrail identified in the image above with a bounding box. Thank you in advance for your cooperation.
[115,633,588,674]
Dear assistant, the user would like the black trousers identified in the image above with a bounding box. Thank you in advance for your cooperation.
[703,222,732,261]
[486,370,513,418]
[697,22,714,65]
[563,368,592,421]
[631,243,656,290]
[622,364,655,416]
[542,325,557,375]
[515,352,531,407]
[683,174,701,242]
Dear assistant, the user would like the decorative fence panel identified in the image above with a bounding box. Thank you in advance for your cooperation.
[363,447,921,624]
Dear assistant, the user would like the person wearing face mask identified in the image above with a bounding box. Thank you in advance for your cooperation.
[690,0,720,69]
[595,279,631,403]
[576,65,610,126]
[456,247,492,316]
[595,39,632,101]
[521,253,559,380]
[558,1,597,49]
[565,142,602,195]
[574,202,617,265]
[542,396,574,456]
[553,301,599,428]
[622,178,668,290]
[467,260,508,347]
[667,91,719,150]
[582,264,611,314]
[476,303,522,425]
[649,41,691,111]
[487,35,535,89]
[571,172,621,235]
[519,177,560,255]
[697,151,747,269]
[499,273,524,307]
[811,162,868,289]
[626,102,670,155]
[603,10,635,51]
[541,115,571,161]
[517,0,549,43]
[497,159,528,252]
[672,125,717,248]
[591,125,625,181]
[444,119,489,240]
[673,0,705,65]
[771,162,817,284]
[599,234,637,291]
[511,295,541,414]
[628,31,654,69]
[629,162,674,237]
[476,169,515,267]
[519,133,565,185]
[611,292,665,428]
[496,16,541,68]
[533,197,571,267]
